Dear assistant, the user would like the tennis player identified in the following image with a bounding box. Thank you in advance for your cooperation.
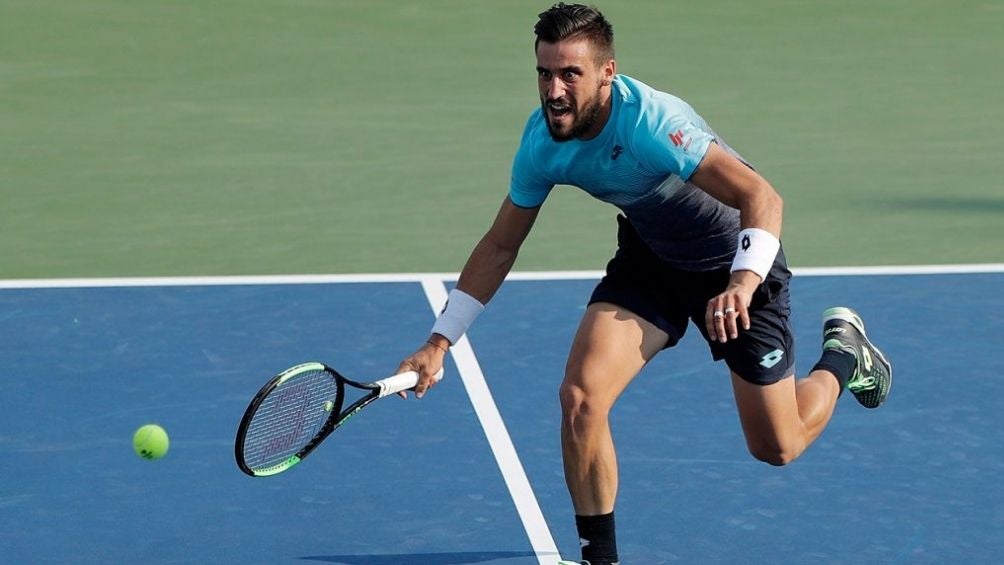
[398,4,892,564]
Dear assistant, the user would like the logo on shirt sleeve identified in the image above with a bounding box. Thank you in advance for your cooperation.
[668,129,693,152]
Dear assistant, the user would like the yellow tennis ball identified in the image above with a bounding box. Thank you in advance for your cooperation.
[133,424,169,460]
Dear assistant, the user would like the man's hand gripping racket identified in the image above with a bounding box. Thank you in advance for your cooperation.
[235,362,443,477]
[396,337,451,399]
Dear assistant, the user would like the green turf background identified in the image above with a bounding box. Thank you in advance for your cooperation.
[2,1,1001,277]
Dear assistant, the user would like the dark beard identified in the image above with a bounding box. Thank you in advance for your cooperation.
[543,90,604,142]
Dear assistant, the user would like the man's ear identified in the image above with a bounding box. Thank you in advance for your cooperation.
[602,59,617,85]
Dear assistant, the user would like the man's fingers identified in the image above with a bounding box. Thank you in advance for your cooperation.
[396,341,449,399]
[395,362,416,398]
[724,303,740,339]
[738,304,751,332]
[706,298,721,340]
[709,294,753,342]
[414,372,429,399]
[708,297,728,343]
[414,366,443,399]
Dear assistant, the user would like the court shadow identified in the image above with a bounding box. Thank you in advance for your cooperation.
[300,550,542,564]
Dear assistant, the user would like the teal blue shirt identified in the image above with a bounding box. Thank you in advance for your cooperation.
[509,74,746,270]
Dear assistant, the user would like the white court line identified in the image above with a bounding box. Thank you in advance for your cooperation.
[1,263,1002,289]
[419,278,560,565]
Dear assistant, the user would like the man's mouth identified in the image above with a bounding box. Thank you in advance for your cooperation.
[547,100,572,118]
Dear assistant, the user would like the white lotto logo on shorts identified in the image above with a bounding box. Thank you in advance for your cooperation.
[759,349,784,369]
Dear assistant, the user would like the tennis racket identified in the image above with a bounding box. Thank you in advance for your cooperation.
[235,361,443,477]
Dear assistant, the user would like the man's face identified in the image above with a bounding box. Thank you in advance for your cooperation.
[535,38,614,141]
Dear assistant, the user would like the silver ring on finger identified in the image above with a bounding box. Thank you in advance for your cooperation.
[713,310,725,319]
[724,307,736,315]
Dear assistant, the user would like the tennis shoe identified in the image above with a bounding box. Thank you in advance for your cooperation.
[821,307,892,408]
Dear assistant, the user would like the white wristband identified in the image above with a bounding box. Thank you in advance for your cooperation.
[730,228,780,281]
[431,288,485,345]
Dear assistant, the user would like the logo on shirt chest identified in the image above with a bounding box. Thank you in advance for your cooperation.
[610,144,623,160]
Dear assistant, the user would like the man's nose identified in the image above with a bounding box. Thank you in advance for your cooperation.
[546,77,567,100]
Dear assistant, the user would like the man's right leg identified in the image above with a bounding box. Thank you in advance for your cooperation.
[559,302,669,564]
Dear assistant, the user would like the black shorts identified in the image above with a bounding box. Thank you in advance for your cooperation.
[589,215,795,385]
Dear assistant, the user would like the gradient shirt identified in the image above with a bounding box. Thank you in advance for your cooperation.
[509,74,747,270]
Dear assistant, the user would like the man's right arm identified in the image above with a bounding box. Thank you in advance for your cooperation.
[454,196,540,304]
[402,196,540,397]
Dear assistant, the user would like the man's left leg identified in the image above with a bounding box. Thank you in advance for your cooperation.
[730,306,893,465]
[731,368,842,466]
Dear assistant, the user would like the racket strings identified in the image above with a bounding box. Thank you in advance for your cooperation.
[242,368,338,470]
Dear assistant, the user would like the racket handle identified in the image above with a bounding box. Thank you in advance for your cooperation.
[377,367,444,398]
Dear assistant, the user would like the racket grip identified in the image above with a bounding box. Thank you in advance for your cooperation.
[377,367,444,398]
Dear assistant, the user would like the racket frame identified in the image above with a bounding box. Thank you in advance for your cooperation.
[235,362,434,477]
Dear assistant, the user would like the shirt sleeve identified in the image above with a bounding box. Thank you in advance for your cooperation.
[633,107,714,182]
[508,113,554,208]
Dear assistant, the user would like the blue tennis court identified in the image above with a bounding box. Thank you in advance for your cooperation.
[1,268,1002,564]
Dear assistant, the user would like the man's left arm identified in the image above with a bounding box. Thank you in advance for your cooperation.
[689,142,784,343]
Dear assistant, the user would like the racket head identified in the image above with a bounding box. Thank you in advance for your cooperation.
[235,362,345,477]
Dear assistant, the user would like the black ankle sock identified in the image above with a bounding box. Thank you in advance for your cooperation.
[813,348,857,391]
[576,512,618,564]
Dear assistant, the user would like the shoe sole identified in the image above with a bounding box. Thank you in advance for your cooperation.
[822,307,893,408]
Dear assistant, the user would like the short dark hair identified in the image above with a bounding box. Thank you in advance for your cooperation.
[534,3,614,63]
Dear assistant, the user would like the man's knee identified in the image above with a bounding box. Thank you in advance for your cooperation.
[559,380,594,418]
[747,439,800,467]
[558,379,610,432]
